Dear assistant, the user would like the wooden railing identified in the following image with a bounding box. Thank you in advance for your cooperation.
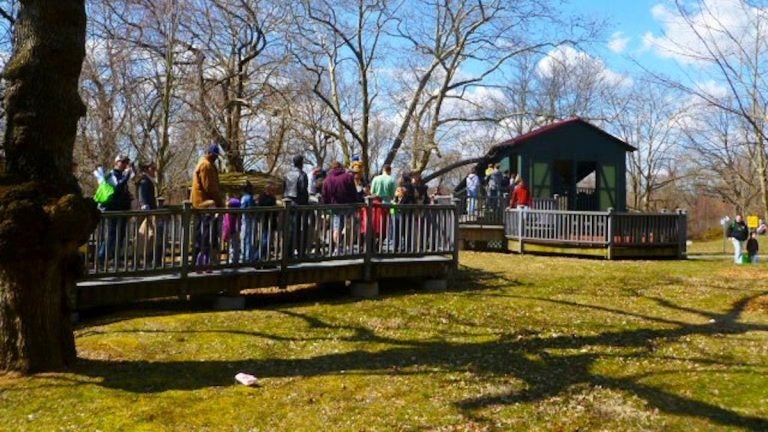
[456,191,567,225]
[455,191,508,225]
[83,200,459,279]
[504,208,687,257]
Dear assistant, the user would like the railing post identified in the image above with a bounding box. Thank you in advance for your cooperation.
[280,198,293,284]
[452,198,461,269]
[516,207,523,253]
[607,207,615,260]
[180,201,192,281]
[363,198,374,280]
[677,208,687,259]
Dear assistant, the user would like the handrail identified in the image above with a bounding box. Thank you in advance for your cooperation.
[82,200,458,280]
[455,191,568,225]
[503,208,687,256]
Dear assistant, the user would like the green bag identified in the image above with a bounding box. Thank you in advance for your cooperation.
[93,180,115,205]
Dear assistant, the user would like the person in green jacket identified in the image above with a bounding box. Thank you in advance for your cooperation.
[370,164,396,203]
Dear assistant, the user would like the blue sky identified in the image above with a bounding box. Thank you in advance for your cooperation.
[565,0,684,78]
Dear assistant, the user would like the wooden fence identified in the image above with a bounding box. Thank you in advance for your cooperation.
[84,200,459,279]
[503,208,687,258]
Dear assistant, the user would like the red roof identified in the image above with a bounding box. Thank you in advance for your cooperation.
[492,117,636,152]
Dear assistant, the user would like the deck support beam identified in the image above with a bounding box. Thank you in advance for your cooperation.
[421,279,447,292]
[351,280,379,298]
[213,295,246,311]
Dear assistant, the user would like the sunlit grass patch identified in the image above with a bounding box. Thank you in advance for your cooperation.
[1,251,767,431]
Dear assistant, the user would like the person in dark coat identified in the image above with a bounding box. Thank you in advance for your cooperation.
[412,172,430,205]
[727,215,749,264]
[136,161,158,210]
[136,161,162,266]
[283,155,309,256]
[98,154,134,261]
[322,161,358,204]
[284,155,309,205]
[257,181,278,260]
[747,231,759,263]
[322,161,358,253]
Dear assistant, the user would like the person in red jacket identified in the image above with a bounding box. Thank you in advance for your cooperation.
[510,177,531,208]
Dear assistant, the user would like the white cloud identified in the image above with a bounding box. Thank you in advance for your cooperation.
[696,79,729,99]
[608,31,630,54]
[644,0,768,65]
[537,45,631,86]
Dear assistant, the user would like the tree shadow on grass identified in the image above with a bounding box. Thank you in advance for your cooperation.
[75,264,520,328]
[70,287,768,430]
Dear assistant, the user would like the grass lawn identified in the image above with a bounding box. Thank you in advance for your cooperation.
[687,237,731,256]
[1,252,767,431]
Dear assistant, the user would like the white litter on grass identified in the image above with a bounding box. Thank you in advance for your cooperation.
[235,372,260,387]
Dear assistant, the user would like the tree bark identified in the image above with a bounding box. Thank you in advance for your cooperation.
[0,0,98,373]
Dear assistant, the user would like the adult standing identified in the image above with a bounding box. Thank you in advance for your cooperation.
[465,170,480,214]
[97,154,134,261]
[322,161,359,254]
[510,177,531,208]
[284,155,309,205]
[726,214,749,264]
[309,166,326,203]
[257,181,279,261]
[191,145,224,209]
[191,145,224,271]
[136,161,158,210]
[284,155,309,257]
[369,165,396,249]
[370,164,396,203]
[412,172,430,205]
[136,161,161,266]
[412,171,435,249]
[488,164,504,210]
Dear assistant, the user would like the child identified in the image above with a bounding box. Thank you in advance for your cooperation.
[222,197,241,264]
[240,182,256,263]
[747,231,759,263]
[391,186,406,252]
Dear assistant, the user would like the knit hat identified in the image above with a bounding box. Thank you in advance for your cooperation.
[207,144,221,156]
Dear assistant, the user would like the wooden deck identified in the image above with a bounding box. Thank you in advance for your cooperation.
[458,205,687,259]
[77,256,454,309]
[76,202,459,309]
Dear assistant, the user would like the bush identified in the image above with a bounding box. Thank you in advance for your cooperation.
[696,226,725,241]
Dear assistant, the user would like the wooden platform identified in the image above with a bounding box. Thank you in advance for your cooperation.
[458,225,506,250]
[76,256,454,309]
[507,239,683,259]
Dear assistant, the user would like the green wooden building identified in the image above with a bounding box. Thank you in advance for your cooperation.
[480,117,636,211]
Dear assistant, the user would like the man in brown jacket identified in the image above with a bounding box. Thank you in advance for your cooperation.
[191,145,223,271]
[191,144,223,209]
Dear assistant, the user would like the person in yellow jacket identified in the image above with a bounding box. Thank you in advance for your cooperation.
[191,145,224,271]
[191,144,223,209]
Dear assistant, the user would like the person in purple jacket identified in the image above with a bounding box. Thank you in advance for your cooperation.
[322,161,359,254]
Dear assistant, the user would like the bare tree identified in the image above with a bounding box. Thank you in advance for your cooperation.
[386,0,579,173]
[680,103,761,214]
[609,80,685,211]
[288,0,394,177]
[86,0,196,196]
[654,0,768,216]
[185,0,287,173]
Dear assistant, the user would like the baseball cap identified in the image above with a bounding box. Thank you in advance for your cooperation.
[207,144,221,156]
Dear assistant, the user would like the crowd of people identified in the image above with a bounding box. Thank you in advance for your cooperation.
[464,163,531,214]
[92,146,446,272]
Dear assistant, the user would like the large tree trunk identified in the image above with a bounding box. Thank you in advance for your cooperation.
[0,0,98,373]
